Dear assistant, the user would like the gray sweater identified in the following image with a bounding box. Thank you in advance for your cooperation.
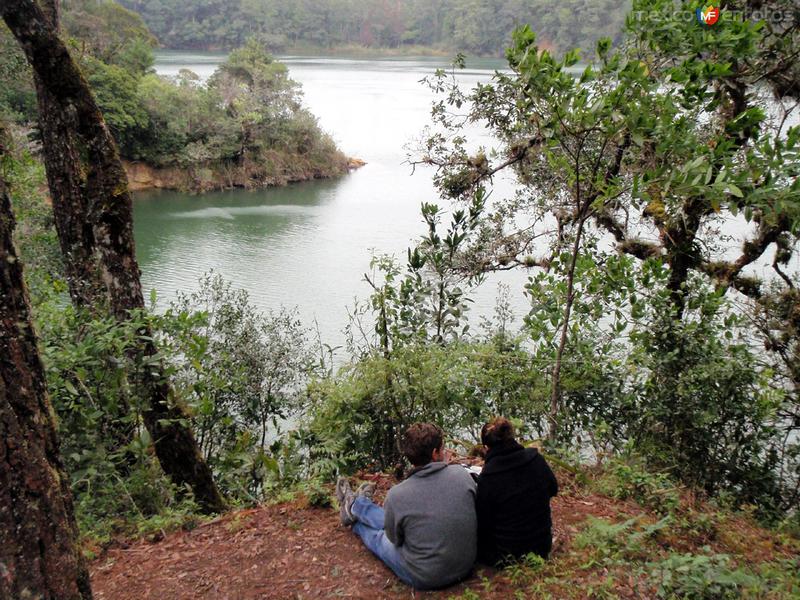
[384,462,477,589]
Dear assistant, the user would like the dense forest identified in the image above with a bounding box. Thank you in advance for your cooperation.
[2,0,800,598]
[1,0,349,191]
[116,0,631,55]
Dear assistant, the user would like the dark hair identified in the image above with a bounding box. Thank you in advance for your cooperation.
[401,423,443,466]
[481,417,515,448]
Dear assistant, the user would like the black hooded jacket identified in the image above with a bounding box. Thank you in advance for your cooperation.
[476,441,558,564]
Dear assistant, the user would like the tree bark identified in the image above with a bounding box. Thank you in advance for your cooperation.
[548,214,586,442]
[0,163,92,600]
[1,0,225,513]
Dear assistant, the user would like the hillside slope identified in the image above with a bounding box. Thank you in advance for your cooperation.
[89,467,800,599]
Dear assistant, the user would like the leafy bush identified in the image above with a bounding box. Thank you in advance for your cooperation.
[649,553,759,600]
[625,279,786,513]
[29,268,318,533]
[594,458,681,515]
[305,339,545,473]
[34,299,191,535]
[159,272,317,500]
[575,517,670,564]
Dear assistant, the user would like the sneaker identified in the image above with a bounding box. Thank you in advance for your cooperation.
[335,476,350,505]
[355,481,376,502]
[337,477,356,526]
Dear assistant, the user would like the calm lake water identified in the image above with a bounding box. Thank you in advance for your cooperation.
[136,52,797,353]
[136,52,530,350]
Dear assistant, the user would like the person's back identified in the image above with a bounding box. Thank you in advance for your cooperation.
[336,423,477,590]
[476,418,557,564]
[384,462,477,589]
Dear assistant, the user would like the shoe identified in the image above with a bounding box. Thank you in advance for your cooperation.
[337,477,356,526]
[335,476,350,504]
[355,481,376,502]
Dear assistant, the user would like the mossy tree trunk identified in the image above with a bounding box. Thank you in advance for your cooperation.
[0,163,92,600]
[0,0,226,513]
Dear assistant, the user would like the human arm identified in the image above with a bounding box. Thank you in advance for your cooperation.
[383,490,404,547]
[475,476,495,562]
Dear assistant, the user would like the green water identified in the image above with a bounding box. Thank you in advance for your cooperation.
[134,53,530,349]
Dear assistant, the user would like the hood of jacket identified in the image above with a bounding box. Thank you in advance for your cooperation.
[408,461,449,478]
[481,441,538,476]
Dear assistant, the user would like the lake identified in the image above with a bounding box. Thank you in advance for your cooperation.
[135,52,531,352]
[136,52,797,355]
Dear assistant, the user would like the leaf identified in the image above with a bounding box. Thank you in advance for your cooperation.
[727,183,743,198]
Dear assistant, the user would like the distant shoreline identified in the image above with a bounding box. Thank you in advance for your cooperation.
[156,43,493,60]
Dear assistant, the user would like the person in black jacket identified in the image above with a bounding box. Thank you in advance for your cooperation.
[476,417,558,565]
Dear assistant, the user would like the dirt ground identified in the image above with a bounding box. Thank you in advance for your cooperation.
[89,471,796,599]
[89,472,603,599]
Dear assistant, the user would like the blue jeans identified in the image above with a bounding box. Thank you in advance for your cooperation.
[351,496,416,587]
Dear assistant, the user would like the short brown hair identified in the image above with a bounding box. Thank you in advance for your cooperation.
[401,423,443,466]
[481,417,515,448]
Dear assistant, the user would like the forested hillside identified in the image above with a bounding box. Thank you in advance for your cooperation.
[116,0,630,55]
[1,0,350,191]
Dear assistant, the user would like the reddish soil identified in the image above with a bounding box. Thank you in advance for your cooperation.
[89,471,796,600]
[92,473,565,599]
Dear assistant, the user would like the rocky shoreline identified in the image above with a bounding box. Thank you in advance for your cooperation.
[125,156,366,194]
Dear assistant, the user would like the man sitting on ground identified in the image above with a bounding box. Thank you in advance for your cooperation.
[336,423,477,590]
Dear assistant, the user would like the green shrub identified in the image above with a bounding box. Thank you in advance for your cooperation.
[301,478,333,508]
[575,517,670,563]
[649,552,760,600]
[595,458,681,515]
[304,340,546,473]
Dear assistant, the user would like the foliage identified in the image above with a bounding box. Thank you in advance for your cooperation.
[305,337,545,473]
[411,1,800,514]
[649,552,760,600]
[2,4,347,182]
[33,297,187,536]
[299,477,334,508]
[4,0,800,555]
[15,262,316,533]
[0,24,36,122]
[593,457,681,515]
[624,277,786,511]
[353,197,485,356]
[62,0,157,68]
[82,56,151,156]
[503,552,546,586]
[117,0,630,56]
[0,126,61,296]
[574,516,670,564]
[158,273,317,500]
[85,31,345,173]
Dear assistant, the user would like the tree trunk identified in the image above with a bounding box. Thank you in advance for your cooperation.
[1,0,225,513]
[0,166,92,600]
[30,0,104,311]
[548,215,586,442]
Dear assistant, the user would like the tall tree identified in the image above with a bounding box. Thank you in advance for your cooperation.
[0,130,92,600]
[417,1,799,451]
[0,0,225,513]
